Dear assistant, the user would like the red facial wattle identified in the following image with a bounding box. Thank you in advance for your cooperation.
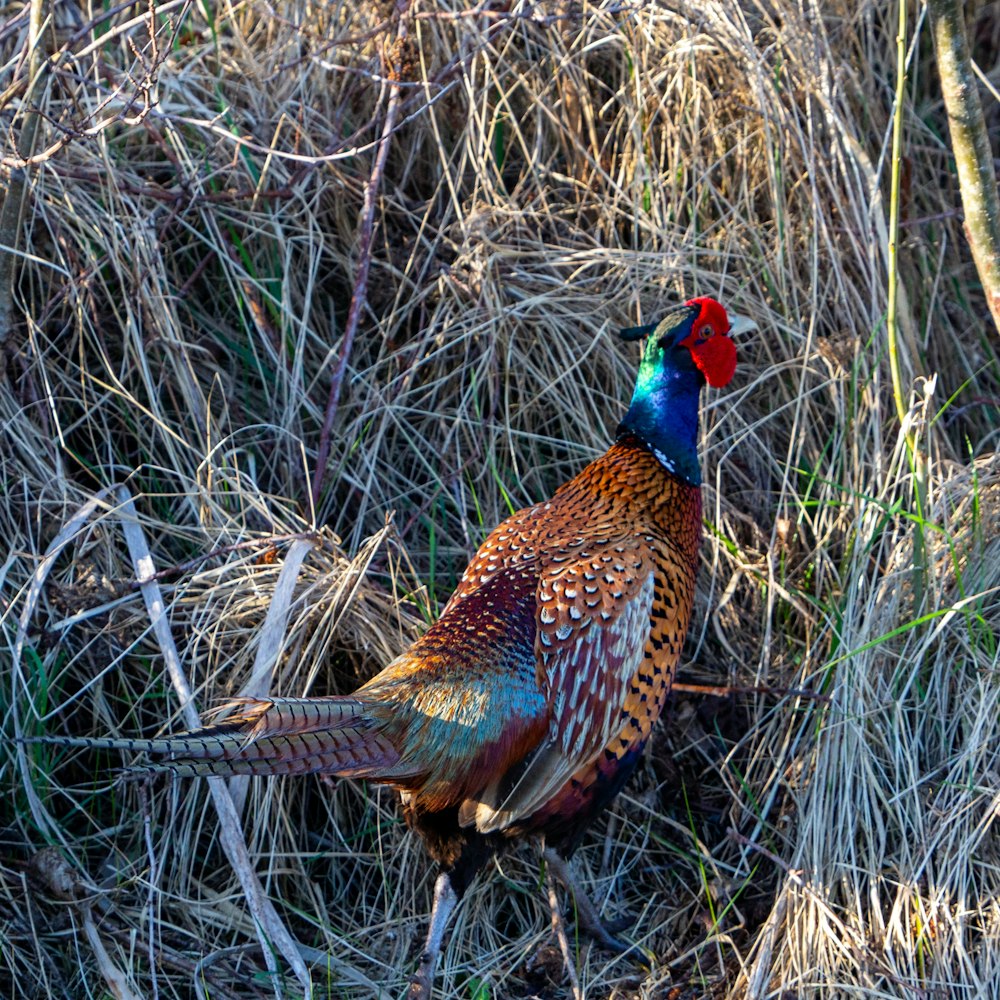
[680,296,737,388]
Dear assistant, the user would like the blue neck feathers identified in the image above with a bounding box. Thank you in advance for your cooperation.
[617,346,703,485]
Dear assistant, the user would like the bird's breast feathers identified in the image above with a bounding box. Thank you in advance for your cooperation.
[440,446,701,832]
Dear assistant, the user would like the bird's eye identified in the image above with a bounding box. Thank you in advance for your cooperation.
[699,324,715,339]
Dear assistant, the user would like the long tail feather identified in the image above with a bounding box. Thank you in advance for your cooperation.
[31,697,404,778]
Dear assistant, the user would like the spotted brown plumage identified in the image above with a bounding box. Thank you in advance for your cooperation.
[451,440,702,838]
[38,296,738,998]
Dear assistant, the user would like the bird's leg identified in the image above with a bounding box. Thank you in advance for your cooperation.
[406,871,457,999]
[543,847,631,952]
[544,861,584,1000]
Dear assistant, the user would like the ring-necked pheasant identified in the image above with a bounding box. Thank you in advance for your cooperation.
[44,297,737,997]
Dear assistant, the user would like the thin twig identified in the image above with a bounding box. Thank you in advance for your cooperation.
[670,681,829,701]
[311,1,412,513]
[124,531,318,590]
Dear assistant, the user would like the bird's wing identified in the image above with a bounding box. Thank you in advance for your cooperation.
[357,564,551,811]
[468,535,656,833]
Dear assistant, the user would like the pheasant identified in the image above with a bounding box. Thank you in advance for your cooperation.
[44,297,737,996]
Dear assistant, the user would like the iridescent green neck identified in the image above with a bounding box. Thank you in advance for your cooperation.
[616,340,703,485]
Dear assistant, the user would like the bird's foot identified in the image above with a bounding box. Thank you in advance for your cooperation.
[405,955,433,999]
[542,848,649,961]
[576,911,656,966]
[596,912,633,935]
[574,909,633,953]
[404,872,459,1000]
[544,869,584,1000]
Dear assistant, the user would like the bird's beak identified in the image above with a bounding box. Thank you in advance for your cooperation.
[727,313,757,338]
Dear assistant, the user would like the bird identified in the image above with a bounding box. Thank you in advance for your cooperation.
[43,296,737,997]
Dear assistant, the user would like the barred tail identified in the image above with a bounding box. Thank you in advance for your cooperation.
[35,697,404,778]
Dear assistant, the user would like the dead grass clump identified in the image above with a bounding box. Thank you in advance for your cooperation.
[2,0,999,997]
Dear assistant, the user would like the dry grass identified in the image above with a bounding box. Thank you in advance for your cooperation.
[2,0,999,997]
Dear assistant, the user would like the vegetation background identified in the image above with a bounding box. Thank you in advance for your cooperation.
[2,1,999,997]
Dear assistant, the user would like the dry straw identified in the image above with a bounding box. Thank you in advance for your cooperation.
[2,1,998,997]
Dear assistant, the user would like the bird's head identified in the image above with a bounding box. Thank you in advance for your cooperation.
[620,296,737,390]
[617,296,738,483]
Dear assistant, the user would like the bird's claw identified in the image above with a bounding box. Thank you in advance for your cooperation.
[571,900,632,949]
[578,918,632,954]
[405,967,431,999]
[575,914,653,965]
[405,946,437,999]
[594,912,633,936]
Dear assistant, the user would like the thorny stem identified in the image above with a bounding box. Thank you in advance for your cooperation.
[312,1,412,515]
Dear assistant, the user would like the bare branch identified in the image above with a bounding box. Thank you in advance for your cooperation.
[928,0,1000,335]
[311,0,413,513]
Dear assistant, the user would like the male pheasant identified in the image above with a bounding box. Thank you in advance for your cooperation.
[47,297,737,996]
